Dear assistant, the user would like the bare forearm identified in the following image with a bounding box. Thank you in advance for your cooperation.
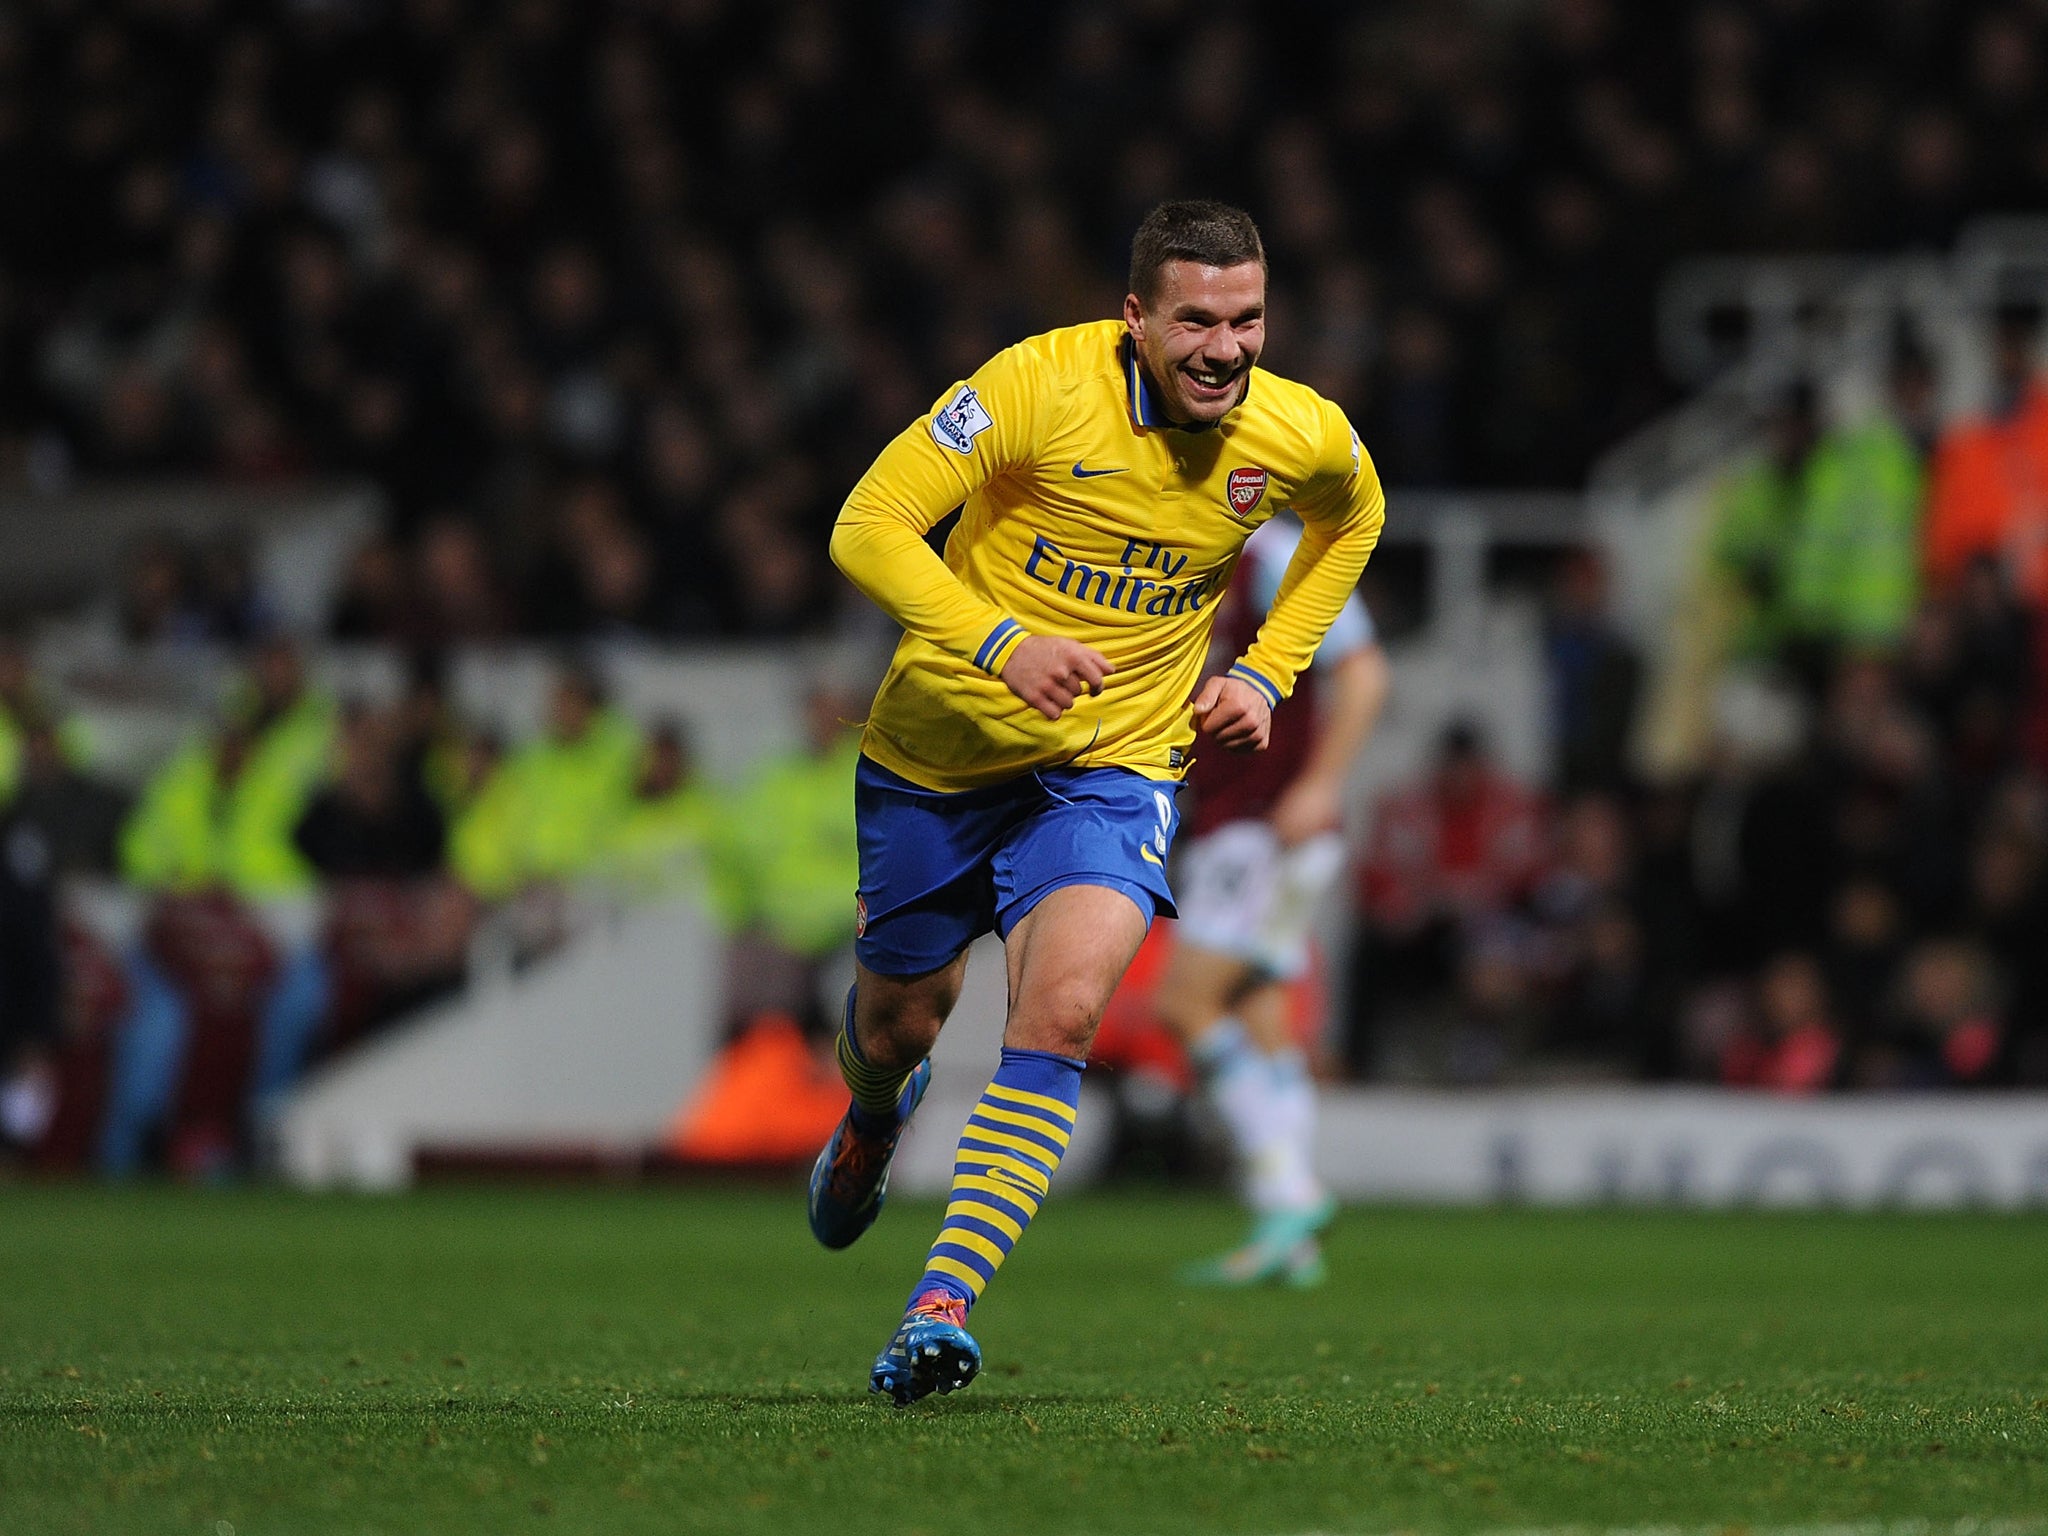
[1293,644,1387,792]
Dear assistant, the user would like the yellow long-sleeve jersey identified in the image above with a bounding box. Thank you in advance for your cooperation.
[831,318,1385,792]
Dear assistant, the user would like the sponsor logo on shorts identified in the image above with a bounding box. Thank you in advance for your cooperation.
[1226,466,1269,515]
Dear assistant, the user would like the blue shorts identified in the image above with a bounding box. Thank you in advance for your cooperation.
[854,756,1182,977]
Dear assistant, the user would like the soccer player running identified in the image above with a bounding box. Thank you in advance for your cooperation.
[1155,513,1388,1288]
[815,200,1384,1406]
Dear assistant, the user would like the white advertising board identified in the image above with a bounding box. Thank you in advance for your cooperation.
[1316,1088,2048,1208]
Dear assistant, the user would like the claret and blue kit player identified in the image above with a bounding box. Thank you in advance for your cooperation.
[810,199,1384,1406]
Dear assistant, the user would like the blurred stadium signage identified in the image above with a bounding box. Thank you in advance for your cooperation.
[1317,1090,2048,1209]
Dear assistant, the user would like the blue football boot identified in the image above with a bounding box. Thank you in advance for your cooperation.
[806,1058,931,1250]
[870,1290,981,1406]
[1177,1196,1336,1287]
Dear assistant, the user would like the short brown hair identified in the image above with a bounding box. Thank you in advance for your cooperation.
[1128,200,1267,307]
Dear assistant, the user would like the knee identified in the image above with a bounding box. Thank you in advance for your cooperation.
[854,975,957,1067]
[1009,976,1111,1059]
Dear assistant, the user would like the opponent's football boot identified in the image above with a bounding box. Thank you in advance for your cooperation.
[1177,1196,1336,1287]
[806,1058,931,1250]
[870,1289,981,1406]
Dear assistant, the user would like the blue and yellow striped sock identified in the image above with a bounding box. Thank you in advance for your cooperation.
[915,1046,1082,1310]
[834,987,917,1136]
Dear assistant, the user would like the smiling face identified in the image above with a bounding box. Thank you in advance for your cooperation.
[1122,258,1266,427]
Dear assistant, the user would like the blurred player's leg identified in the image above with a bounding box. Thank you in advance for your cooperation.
[1174,830,1344,1285]
[809,956,963,1251]
[872,884,1146,1406]
[1178,979,1332,1286]
[1252,833,1345,1275]
[1160,933,1281,1175]
[98,949,192,1177]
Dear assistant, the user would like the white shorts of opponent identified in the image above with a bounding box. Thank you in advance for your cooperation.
[1172,820,1347,981]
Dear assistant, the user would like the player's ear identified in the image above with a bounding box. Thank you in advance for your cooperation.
[1122,291,1146,338]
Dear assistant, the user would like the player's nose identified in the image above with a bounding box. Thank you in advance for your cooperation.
[1200,329,1242,366]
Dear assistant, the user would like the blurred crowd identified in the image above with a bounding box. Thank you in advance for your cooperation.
[1344,313,2048,1092]
[9,0,2048,640]
[0,636,866,1175]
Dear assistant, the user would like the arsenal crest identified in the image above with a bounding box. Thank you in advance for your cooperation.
[855,894,868,937]
[1226,466,1268,515]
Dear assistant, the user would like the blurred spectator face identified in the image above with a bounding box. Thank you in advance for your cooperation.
[1531,179,1606,263]
[579,523,651,622]
[1970,11,2037,114]
[1959,552,2013,621]
[1434,723,1488,800]
[252,636,304,715]
[343,376,406,451]
[1901,599,1959,683]
[1901,941,1989,1036]
[1894,108,1968,206]
[1887,352,1938,443]
[1825,654,1896,748]
[478,123,547,216]
[184,317,249,410]
[1764,386,1818,471]
[1971,829,2038,917]
[215,395,300,484]
[638,727,690,798]
[1989,311,2040,412]
[531,244,605,343]
[411,239,483,327]
[21,718,66,784]
[0,639,28,706]
[1386,306,1451,382]
[1695,77,1762,159]
[1124,259,1266,427]
[281,234,348,326]
[1584,902,1640,975]
[1460,931,1529,1026]
[546,670,599,742]
[213,723,253,784]
[175,213,233,289]
[417,516,506,640]
[1832,878,1901,951]
[122,534,189,641]
[100,365,173,465]
[199,531,262,631]
[337,705,399,809]
[640,399,715,506]
[333,535,406,636]
[1549,549,1609,625]
[1758,953,1829,1039]
[397,659,447,744]
[458,729,504,800]
[1557,794,1630,887]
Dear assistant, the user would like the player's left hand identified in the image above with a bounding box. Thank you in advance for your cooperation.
[1190,674,1271,753]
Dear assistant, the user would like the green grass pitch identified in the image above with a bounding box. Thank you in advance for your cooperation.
[2,1186,2045,1535]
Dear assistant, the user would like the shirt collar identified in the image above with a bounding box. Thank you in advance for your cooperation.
[1119,333,1247,433]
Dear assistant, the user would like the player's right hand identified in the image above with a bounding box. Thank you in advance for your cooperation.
[1000,635,1114,720]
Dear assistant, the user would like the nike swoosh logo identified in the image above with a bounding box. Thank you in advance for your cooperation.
[1071,463,1129,478]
